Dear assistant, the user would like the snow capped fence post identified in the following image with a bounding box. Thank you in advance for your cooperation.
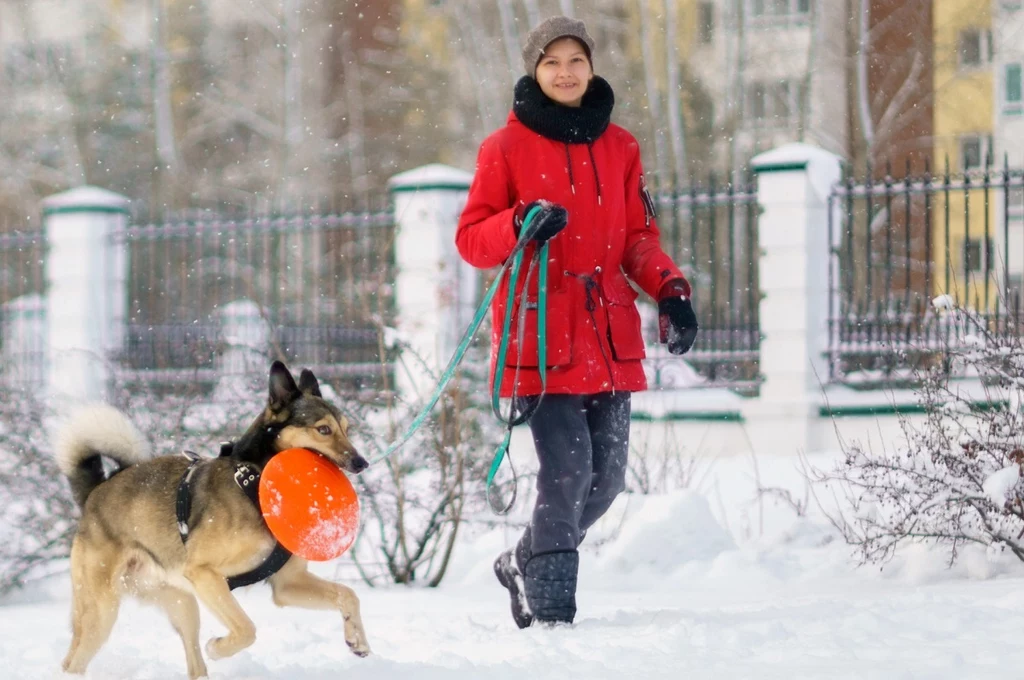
[743,144,842,455]
[388,164,474,404]
[42,187,130,405]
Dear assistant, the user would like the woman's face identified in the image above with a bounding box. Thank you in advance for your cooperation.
[534,37,592,107]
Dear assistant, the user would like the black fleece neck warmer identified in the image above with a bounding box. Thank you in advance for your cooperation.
[512,75,614,144]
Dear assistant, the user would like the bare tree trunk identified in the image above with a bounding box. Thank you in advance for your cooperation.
[497,0,523,77]
[856,0,874,152]
[731,0,747,174]
[558,0,576,18]
[282,0,303,190]
[453,3,505,133]
[798,0,817,141]
[452,17,495,136]
[638,0,669,189]
[340,30,368,197]
[151,0,179,176]
[664,0,688,180]
[522,0,541,27]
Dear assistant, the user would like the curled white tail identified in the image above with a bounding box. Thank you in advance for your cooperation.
[55,404,151,507]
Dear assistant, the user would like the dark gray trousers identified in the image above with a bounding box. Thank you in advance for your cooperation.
[517,392,631,558]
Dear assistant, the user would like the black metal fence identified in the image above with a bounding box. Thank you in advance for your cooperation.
[829,160,1024,387]
[0,228,46,386]
[649,173,761,393]
[0,175,765,397]
[114,206,397,394]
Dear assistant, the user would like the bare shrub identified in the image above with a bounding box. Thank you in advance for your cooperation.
[626,420,710,495]
[813,308,1024,566]
[346,340,500,587]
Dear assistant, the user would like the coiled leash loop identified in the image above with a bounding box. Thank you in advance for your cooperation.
[486,232,549,514]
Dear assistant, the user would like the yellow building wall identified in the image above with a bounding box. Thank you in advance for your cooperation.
[397,0,456,162]
[625,0,700,86]
[932,0,996,308]
[399,0,450,62]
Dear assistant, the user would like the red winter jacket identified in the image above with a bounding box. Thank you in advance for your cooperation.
[456,111,688,397]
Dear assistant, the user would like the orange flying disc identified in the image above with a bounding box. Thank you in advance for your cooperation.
[259,448,360,561]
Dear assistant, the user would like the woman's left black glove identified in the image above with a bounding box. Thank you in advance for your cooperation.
[659,297,698,355]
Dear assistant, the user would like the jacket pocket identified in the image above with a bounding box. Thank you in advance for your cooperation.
[604,276,647,361]
[503,290,573,368]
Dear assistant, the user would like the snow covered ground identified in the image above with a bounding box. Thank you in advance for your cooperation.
[4,452,1024,679]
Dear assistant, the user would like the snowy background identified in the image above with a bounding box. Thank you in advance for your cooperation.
[5,450,1024,679]
[2,1,1022,678]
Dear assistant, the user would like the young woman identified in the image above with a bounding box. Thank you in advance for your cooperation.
[455,16,698,628]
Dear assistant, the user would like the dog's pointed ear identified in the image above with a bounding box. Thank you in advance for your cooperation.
[298,369,322,397]
[268,361,300,409]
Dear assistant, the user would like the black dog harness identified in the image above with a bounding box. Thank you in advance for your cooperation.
[175,448,292,590]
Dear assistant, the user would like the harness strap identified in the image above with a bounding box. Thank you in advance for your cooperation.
[175,451,202,541]
[226,543,293,590]
[175,449,293,590]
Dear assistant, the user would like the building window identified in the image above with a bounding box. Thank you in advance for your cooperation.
[771,83,791,120]
[959,135,992,171]
[748,0,810,27]
[962,238,994,273]
[1009,186,1024,220]
[747,80,802,126]
[958,28,992,68]
[698,2,715,45]
[1005,63,1023,114]
[749,83,768,120]
[1010,275,1024,303]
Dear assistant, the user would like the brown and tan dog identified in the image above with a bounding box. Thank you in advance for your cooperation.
[56,361,371,679]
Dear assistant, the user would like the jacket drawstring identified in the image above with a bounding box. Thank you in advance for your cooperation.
[564,143,602,204]
[587,143,602,205]
[564,144,576,195]
[566,269,616,392]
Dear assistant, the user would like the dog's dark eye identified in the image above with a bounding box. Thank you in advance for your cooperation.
[317,425,331,436]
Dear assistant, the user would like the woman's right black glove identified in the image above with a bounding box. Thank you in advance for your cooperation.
[514,200,568,243]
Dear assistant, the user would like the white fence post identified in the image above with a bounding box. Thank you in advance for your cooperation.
[42,187,130,405]
[388,164,474,403]
[742,144,842,455]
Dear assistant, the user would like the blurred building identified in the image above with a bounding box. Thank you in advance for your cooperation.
[931,0,995,305]
[685,0,849,168]
[993,1,1024,302]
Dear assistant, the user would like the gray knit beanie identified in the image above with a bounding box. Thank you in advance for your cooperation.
[521,16,595,77]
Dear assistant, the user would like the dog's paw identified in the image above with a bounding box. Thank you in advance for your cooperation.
[347,638,371,657]
[205,630,255,660]
[205,637,228,660]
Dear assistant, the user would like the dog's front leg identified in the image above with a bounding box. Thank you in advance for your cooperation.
[185,565,257,660]
[269,557,371,657]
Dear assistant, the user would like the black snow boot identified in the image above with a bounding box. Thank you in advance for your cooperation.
[494,537,533,629]
[523,550,579,625]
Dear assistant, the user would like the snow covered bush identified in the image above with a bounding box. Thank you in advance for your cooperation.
[818,303,1024,565]
[0,391,75,595]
